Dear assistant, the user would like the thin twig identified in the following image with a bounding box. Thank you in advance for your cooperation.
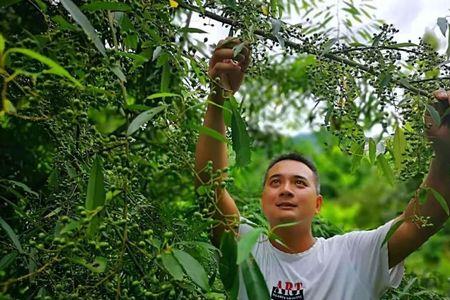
[179,3,431,97]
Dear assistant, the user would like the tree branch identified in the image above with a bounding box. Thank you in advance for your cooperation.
[180,3,432,97]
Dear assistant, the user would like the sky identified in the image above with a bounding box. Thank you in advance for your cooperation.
[376,0,449,48]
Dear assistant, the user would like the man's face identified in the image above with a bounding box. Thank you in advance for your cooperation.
[261,160,322,228]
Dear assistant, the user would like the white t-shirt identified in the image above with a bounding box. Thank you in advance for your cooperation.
[238,220,404,300]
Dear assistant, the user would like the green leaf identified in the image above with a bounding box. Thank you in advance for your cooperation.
[270,220,301,232]
[390,42,418,48]
[447,28,450,59]
[418,187,428,205]
[7,48,82,87]
[110,65,126,82]
[198,125,228,144]
[4,179,39,197]
[381,218,404,248]
[85,156,106,210]
[81,1,131,11]
[160,61,171,92]
[219,231,238,291]
[145,92,181,100]
[60,219,80,235]
[126,104,153,111]
[0,251,18,270]
[85,156,105,236]
[0,0,22,8]
[426,104,441,127]
[350,140,364,171]
[0,217,24,254]
[368,138,376,164]
[229,98,251,167]
[429,187,449,216]
[0,33,5,54]
[161,252,184,280]
[51,15,78,31]
[127,106,165,136]
[437,17,448,37]
[232,42,246,59]
[72,256,107,273]
[60,0,106,55]
[237,228,263,264]
[377,154,395,186]
[178,27,207,34]
[240,254,270,300]
[393,125,406,170]
[173,249,210,291]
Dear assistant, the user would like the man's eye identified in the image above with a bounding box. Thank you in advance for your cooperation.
[296,180,305,186]
[271,179,280,184]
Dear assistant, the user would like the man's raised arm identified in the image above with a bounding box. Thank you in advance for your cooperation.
[389,90,450,268]
[194,38,251,246]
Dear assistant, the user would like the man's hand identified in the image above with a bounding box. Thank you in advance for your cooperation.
[208,38,251,103]
[426,89,450,159]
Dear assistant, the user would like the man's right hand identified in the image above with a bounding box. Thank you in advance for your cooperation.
[208,38,251,103]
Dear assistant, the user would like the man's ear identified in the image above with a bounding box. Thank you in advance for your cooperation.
[315,195,323,214]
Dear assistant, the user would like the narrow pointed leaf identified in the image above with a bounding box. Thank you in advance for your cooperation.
[60,0,106,55]
[447,28,450,59]
[127,106,165,136]
[110,65,126,82]
[393,125,406,170]
[145,92,180,100]
[437,17,448,37]
[0,217,24,254]
[390,42,418,48]
[381,218,404,248]
[429,187,449,216]
[6,179,39,197]
[173,249,209,291]
[229,98,251,167]
[377,154,395,186]
[7,48,82,87]
[198,126,228,144]
[0,33,5,54]
[426,104,441,126]
[0,251,18,270]
[368,138,376,164]
[85,156,105,210]
[85,156,105,236]
[219,231,238,290]
[161,252,184,280]
[237,228,263,264]
[81,1,131,11]
[241,254,270,300]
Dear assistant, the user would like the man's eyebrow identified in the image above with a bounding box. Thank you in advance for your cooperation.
[268,174,310,181]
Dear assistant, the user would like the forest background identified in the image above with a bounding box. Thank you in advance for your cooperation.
[1,0,450,299]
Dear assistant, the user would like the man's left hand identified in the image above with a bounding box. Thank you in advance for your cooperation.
[426,89,450,160]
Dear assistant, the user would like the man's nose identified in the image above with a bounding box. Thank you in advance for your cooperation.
[279,183,294,197]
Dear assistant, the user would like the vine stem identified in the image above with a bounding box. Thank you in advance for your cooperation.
[179,3,431,97]
[0,256,60,292]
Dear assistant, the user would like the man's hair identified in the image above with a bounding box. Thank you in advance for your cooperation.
[263,152,320,194]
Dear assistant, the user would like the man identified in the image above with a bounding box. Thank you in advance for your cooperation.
[194,38,450,299]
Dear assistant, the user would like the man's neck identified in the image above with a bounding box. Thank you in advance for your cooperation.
[269,225,316,254]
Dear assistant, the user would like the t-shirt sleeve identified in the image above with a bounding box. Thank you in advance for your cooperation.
[343,220,404,295]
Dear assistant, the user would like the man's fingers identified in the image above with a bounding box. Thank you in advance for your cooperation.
[217,37,241,49]
[209,62,242,78]
[433,90,450,104]
[212,48,235,61]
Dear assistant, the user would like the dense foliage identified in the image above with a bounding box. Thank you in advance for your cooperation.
[1,0,449,298]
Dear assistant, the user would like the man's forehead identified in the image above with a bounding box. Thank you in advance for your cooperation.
[267,160,315,179]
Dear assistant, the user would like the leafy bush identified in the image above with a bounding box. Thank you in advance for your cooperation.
[1,0,449,298]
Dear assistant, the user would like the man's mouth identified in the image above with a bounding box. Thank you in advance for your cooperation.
[276,202,298,208]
